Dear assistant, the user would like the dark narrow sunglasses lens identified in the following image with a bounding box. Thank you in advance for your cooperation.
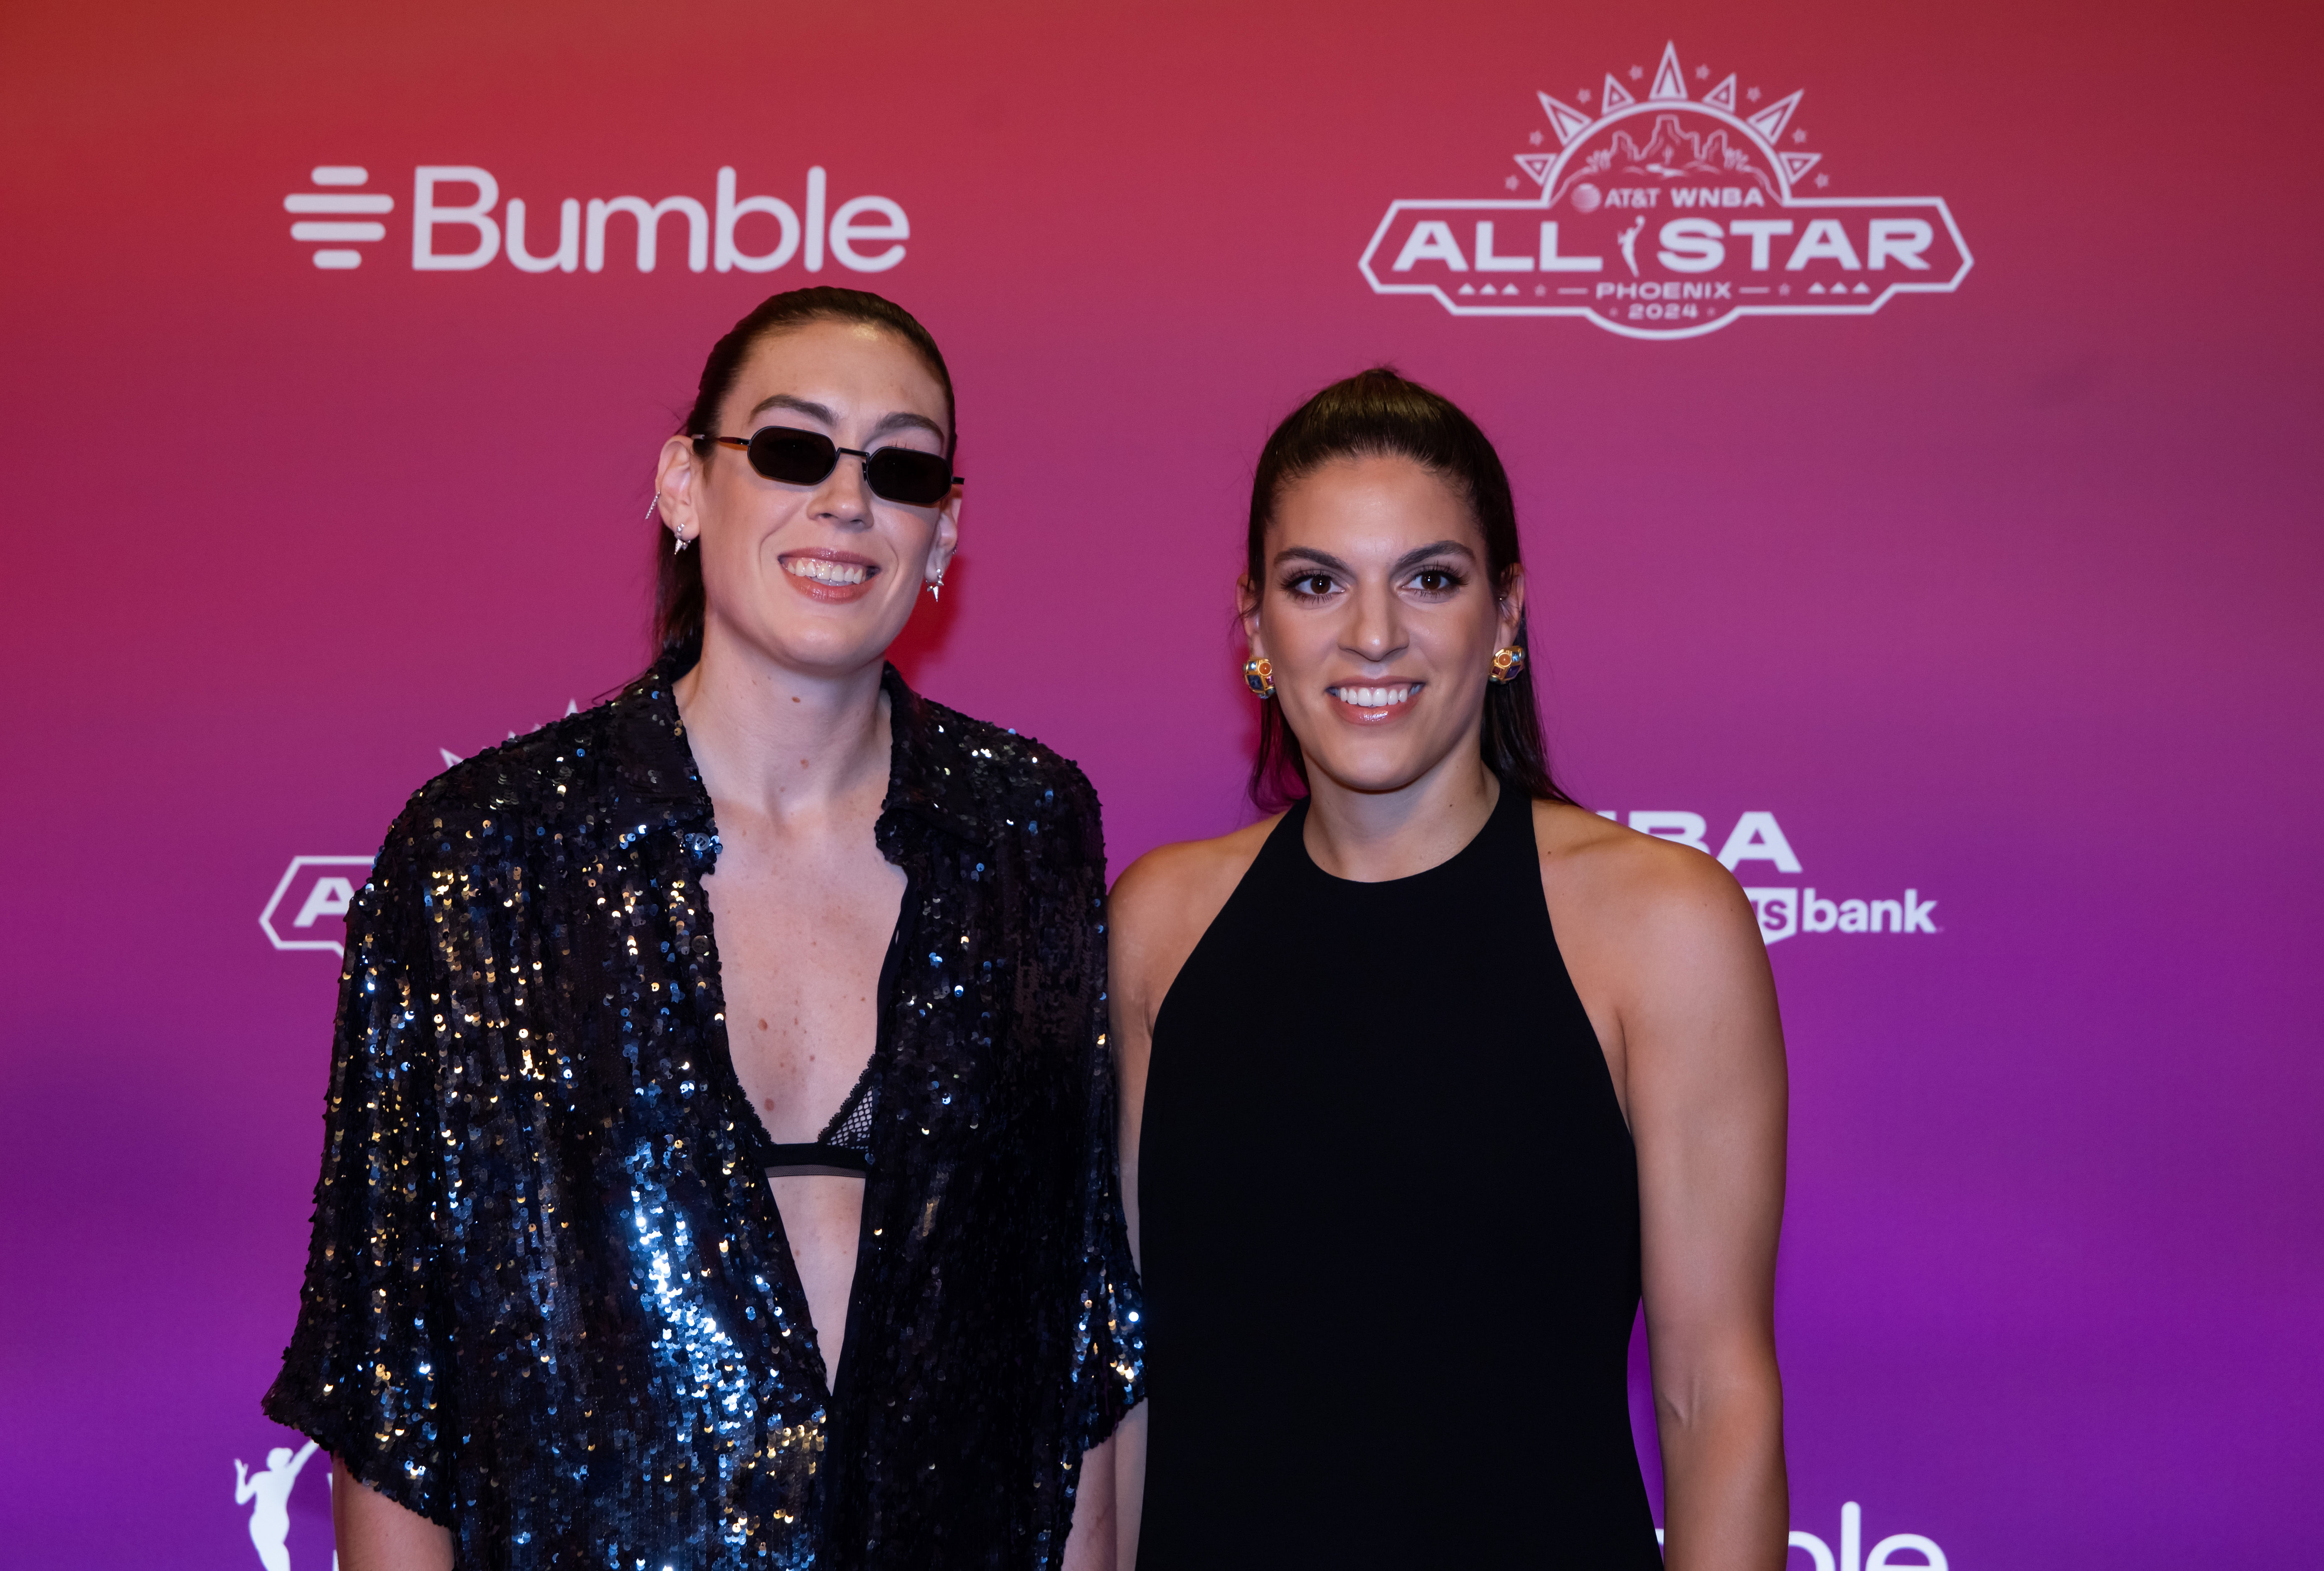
[864,448,956,505]
[746,428,840,485]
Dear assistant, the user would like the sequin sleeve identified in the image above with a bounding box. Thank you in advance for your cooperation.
[1052,768,1148,1454]
[263,815,460,1527]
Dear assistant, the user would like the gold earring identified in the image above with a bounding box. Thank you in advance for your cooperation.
[1243,656,1275,698]
[1488,645,1526,684]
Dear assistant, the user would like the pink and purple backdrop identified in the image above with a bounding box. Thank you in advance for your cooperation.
[3,1,2318,1566]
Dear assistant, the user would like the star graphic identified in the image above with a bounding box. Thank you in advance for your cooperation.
[1530,130,1544,145]
[1505,175,1520,190]
[1793,128,1807,143]
[1814,173,1829,187]
[1747,86,1762,101]
[1695,64,1710,79]
[1628,64,1644,80]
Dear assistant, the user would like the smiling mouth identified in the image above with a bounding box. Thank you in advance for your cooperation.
[783,557,876,586]
[1328,683,1420,709]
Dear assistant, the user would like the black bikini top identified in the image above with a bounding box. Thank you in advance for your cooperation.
[754,1057,880,1176]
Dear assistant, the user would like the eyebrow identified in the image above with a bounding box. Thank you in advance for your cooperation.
[869,410,947,443]
[1391,539,1477,574]
[1270,539,1478,575]
[1272,545,1352,574]
[747,394,946,445]
[748,393,835,424]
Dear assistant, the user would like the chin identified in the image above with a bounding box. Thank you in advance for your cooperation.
[743,604,913,675]
[1299,740,1445,797]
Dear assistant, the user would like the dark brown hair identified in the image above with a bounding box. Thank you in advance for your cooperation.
[652,287,957,653]
[1246,367,1570,810]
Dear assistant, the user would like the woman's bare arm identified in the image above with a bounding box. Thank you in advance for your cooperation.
[1061,1434,1118,1571]
[1108,881,1155,1571]
[1110,1399,1148,1568]
[1103,824,1272,1571]
[1623,857,1789,1570]
[332,1459,453,1571]
[1542,807,1788,1571]
[1103,847,1170,1571]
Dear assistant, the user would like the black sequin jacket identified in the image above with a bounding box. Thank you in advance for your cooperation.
[264,651,1145,1570]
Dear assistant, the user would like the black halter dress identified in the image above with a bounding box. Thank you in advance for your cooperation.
[1135,781,1662,1568]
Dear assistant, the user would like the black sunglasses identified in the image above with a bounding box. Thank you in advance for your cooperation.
[703,426,961,507]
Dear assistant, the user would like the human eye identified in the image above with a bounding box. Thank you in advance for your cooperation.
[1405,563,1468,596]
[1280,570,1340,603]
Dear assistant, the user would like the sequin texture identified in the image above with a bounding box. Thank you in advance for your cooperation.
[265,651,1145,1569]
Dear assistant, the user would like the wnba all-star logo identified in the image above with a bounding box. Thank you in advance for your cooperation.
[259,698,580,957]
[1359,42,1971,339]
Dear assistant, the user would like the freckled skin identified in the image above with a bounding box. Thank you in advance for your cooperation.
[707,772,903,1384]
[663,320,955,1399]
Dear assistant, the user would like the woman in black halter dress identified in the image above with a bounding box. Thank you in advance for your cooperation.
[1108,371,1790,1570]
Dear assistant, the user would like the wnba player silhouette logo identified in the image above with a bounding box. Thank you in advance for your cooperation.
[234,1440,332,1571]
[1615,216,1646,276]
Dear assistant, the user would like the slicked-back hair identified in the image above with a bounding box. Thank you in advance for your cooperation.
[653,287,956,654]
[1245,367,1570,811]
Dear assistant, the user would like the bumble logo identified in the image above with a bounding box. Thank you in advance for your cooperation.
[1661,1502,1948,1570]
[283,166,394,268]
[286,164,910,276]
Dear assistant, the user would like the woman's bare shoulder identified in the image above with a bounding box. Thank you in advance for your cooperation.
[1531,799,1763,958]
[1108,815,1282,1013]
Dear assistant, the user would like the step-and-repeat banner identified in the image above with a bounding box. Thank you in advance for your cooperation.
[2,1,2317,1566]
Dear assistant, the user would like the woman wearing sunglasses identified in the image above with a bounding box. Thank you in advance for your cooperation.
[266,287,1144,1570]
[1109,369,1789,1569]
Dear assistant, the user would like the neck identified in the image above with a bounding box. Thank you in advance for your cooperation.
[1300,741,1501,883]
[671,619,893,822]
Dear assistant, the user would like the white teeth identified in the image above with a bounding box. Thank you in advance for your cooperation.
[1330,684,1415,709]
[785,558,870,586]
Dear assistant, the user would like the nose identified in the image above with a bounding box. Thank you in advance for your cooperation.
[807,450,876,529]
[1342,578,1407,667]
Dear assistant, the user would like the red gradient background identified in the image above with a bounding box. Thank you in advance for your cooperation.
[2,1,2318,1566]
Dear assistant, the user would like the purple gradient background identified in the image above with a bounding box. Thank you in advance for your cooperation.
[2,0,2318,1566]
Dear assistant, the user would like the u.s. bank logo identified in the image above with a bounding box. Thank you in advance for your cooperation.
[1611,809,1941,946]
[1360,42,1970,339]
